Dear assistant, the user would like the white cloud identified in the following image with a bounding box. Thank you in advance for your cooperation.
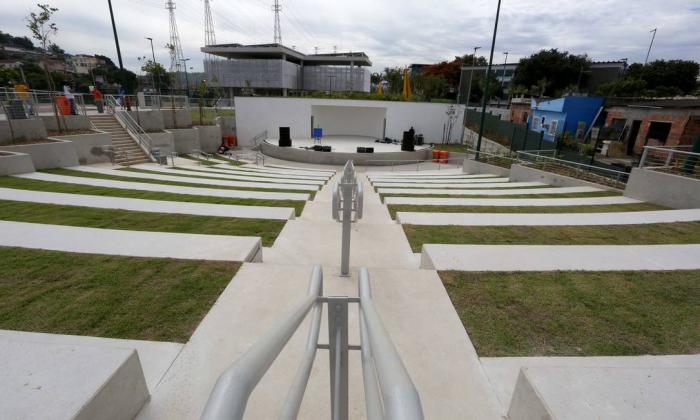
[2,0,698,74]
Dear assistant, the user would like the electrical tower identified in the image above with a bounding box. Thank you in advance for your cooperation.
[165,0,185,89]
[204,0,217,48]
[272,0,282,44]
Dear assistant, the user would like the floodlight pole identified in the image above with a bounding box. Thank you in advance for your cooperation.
[645,28,657,65]
[146,37,162,94]
[107,0,124,70]
[475,0,502,161]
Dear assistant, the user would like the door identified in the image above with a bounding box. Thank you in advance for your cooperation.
[627,120,642,155]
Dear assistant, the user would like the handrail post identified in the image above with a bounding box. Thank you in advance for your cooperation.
[639,147,649,168]
[327,296,349,420]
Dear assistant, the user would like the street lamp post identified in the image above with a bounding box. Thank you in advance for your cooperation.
[181,58,191,97]
[465,46,481,108]
[107,0,123,70]
[146,37,161,94]
[475,0,503,160]
[645,28,657,65]
[501,51,509,99]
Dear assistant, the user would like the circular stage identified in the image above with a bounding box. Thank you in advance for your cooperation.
[260,136,432,166]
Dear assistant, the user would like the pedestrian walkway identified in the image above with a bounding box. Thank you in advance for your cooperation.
[420,244,700,271]
[252,163,336,174]
[0,220,262,262]
[378,186,603,196]
[372,180,522,189]
[217,164,335,177]
[14,172,311,201]
[70,166,320,191]
[371,177,511,185]
[0,188,296,220]
[368,173,499,180]
[385,195,641,206]
[128,164,326,185]
[395,208,700,226]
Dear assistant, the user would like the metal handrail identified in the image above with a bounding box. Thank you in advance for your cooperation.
[359,268,424,420]
[105,95,155,161]
[516,150,629,178]
[638,145,699,178]
[201,265,324,420]
[251,130,268,150]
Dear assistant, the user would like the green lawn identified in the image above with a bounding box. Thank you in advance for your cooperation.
[440,270,700,356]
[0,247,239,342]
[403,222,700,252]
[178,154,246,167]
[387,203,666,219]
[380,191,619,201]
[0,176,307,216]
[432,144,469,153]
[42,168,316,197]
[0,200,286,246]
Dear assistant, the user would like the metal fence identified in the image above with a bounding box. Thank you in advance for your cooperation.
[639,145,700,179]
[516,150,630,189]
[464,109,545,152]
[201,265,423,420]
[0,87,91,119]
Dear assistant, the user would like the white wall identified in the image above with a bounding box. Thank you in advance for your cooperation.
[312,105,386,138]
[234,97,465,146]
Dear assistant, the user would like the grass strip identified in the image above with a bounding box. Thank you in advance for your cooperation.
[0,246,239,342]
[0,200,285,246]
[180,154,245,166]
[387,203,666,219]
[0,176,306,216]
[42,168,316,198]
[119,167,316,185]
[170,166,326,183]
[403,221,700,252]
[439,270,700,356]
[380,191,619,201]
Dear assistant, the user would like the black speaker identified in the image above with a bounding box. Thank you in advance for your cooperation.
[357,147,366,153]
[365,147,374,153]
[279,127,291,147]
[401,131,415,151]
[322,146,331,152]
[313,145,323,151]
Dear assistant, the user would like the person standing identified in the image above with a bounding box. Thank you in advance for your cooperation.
[63,82,77,115]
[91,85,104,113]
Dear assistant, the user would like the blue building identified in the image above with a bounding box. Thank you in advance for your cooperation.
[529,96,605,142]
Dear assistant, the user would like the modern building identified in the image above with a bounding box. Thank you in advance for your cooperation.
[530,96,605,142]
[457,61,627,103]
[201,43,372,96]
[603,99,700,155]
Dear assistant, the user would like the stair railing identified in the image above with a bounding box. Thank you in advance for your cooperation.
[200,265,424,420]
[104,95,155,162]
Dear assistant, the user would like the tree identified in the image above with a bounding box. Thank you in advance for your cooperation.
[95,54,116,68]
[382,67,403,94]
[141,60,170,92]
[48,43,64,55]
[511,49,591,97]
[413,74,448,101]
[627,60,699,95]
[26,3,63,132]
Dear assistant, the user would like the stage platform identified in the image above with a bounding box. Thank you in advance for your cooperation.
[260,136,432,166]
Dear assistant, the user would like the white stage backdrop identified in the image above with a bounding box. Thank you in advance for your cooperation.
[234,97,465,146]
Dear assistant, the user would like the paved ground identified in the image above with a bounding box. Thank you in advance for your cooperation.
[70,166,321,191]
[15,172,311,201]
[368,173,499,180]
[165,165,331,180]
[127,164,327,185]
[0,187,296,220]
[385,195,640,206]
[420,243,700,271]
[371,177,511,185]
[396,208,700,226]
[377,185,604,196]
[0,220,262,261]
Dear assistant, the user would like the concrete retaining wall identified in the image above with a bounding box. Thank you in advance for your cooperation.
[167,128,200,154]
[624,168,700,209]
[216,116,236,136]
[463,158,511,177]
[0,151,35,175]
[0,139,79,169]
[0,118,47,143]
[194,125,222,153]
[162,109,192,129]
[41,115,92,131]
[149,131,176,155]
[129,110,165,132]
[509,164,620,191]
[261,141,431,166]
[53,132,112,165]
[463,127,511,154]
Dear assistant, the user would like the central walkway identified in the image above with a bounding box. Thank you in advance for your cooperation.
[137,161,502,419]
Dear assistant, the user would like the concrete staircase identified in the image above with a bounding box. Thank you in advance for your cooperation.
[89,115,150,166]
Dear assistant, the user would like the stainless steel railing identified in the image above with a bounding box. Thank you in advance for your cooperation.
[639,145,700,179]
[516,150,630,189]
[201,265,423,420]
[105,95,155,162]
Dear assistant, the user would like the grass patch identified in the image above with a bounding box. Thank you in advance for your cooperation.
[432,144,468,153]
[171,166,325,182]
[380,191,619,201]
[403,222,700,252]
[0,200,286,246]
[0,247,239,342]
[387,203,666,219]
[178,154,218,166]
[439,270,700,356]
[190,108,234,125]
[0,176,306,216]
[42,168,316,198]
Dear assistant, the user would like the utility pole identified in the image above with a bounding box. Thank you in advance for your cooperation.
[645,28,657,65]
[146,37,161,94]
[107,0,123,70]
[475,0,502,160]
[272,0,282,44]
[501,51,509,98]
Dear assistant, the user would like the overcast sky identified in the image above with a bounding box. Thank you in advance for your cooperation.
[2,0,699,74]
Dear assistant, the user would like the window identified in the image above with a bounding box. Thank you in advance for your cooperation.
[646,121,672,144]
[549,120,558,135]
